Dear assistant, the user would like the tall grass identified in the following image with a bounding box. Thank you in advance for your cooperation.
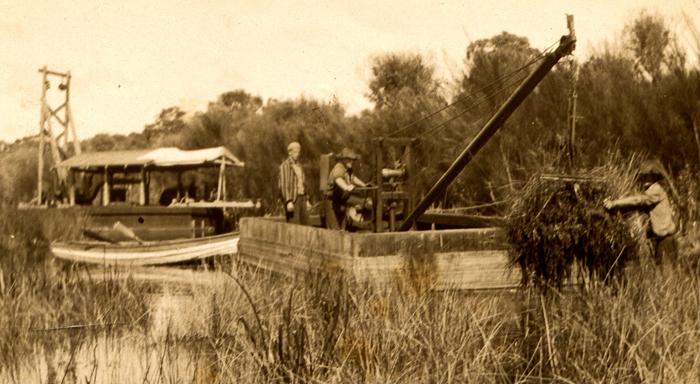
[0,205,151,381]
[204,263,698,383]
[1,202,698,383]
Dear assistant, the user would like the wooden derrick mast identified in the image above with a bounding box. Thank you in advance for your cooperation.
[36,66,81,205]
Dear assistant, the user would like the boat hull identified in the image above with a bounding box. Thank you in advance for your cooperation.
[238,217,519,291]
[51,232,239,266]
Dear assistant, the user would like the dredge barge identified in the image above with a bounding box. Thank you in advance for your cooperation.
[238,23,576,289]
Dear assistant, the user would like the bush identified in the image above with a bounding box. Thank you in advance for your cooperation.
[506,160,641,291]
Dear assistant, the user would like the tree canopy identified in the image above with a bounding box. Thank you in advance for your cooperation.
[2,10,698,214]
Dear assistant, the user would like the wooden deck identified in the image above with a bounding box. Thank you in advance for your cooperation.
[237,217,520,290]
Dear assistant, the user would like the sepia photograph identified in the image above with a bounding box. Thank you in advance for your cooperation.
[1,0,699,382]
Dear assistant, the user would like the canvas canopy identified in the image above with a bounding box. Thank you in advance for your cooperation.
[56,146,244,170]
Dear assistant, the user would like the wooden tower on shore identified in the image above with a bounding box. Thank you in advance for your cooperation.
[36,66,81,204]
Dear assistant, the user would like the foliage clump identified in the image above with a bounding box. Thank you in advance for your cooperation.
[506,165,639,291]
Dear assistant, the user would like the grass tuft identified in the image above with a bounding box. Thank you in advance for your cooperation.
[506,156,644,291]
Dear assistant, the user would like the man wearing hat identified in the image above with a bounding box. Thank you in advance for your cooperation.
[327,147,371,229]
[278,141,310,225]
[604,159,677,266]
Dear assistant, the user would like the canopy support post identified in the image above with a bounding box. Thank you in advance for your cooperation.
[102,167,110,206]
[68,169,76,206]
[139,166,148,206]
[217,162,226,201]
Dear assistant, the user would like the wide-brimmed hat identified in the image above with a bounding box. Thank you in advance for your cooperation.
[638,159,664,177]
[336,148,359,160]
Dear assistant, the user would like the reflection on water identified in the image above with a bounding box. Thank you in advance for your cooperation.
[38,332,218,384]
[5,267,232,383]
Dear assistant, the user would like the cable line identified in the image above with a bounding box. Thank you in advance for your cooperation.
[386,40,559,138]
[416,69,530,140]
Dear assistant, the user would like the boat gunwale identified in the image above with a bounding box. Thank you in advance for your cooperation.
[53,231,240,251]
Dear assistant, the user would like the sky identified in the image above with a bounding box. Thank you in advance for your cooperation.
[1,0,698,143]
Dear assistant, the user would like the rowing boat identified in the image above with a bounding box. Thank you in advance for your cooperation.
[51,232,239,266]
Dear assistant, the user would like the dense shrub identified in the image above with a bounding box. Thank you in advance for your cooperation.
[506,162,640,290]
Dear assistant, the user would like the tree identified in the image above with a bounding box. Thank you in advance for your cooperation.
[625,10,682,82]
[178,90,265,150]
[459,32,540,113]
[577,51,642,157]
[367,52,446,136]
[143,106,189,144]
[84,133,148,152]
[229,97,352,208]
[453,32,568,205]
[364,53,452,198]
[0,143,38,204]
[217,90,262,112]
[369,53,443,110]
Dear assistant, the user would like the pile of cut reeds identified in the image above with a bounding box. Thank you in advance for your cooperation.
[506,158,645,291]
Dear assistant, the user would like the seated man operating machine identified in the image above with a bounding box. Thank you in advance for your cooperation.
[320,139,414,232]
[324,148,373,230]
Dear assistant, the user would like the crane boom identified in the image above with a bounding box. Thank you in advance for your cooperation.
[399,26,576,231]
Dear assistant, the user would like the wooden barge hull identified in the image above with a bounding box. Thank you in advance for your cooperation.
[238,218,519,290]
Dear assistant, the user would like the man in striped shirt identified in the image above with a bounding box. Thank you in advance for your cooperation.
[278,142,309,225]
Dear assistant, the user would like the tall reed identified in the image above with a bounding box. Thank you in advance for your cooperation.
[0,204,151,379]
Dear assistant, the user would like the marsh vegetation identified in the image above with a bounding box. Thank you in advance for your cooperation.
[1,204,698,383]
[1,9,698,383]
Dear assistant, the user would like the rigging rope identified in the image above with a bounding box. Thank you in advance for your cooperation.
[386,39,559,138]
[416,68,530,140]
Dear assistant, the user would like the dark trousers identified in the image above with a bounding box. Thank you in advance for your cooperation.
[650,234,677,267]
[285,195,309,225]
[326,189,368,230]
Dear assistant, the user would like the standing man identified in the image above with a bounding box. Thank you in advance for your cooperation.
[604,159,677,267]
[278,141,310,225]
